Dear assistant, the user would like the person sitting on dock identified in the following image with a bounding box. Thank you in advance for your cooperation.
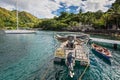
[67,36,75,48]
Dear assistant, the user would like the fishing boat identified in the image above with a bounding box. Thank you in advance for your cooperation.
[5,30,36,34]
[91,43,112,60]
[54,34,90,78]
[55,34,67,42]
[55,34,89,43]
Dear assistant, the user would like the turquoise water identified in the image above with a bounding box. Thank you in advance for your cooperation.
[0,31,120,80]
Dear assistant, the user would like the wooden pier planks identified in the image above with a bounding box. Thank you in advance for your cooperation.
[64,44,89,63]
[75,45,88,62]
[54,40,90,65]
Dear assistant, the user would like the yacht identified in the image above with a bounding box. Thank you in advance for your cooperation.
[5,0,36,34]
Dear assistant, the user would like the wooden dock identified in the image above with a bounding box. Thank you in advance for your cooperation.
[54,34,90,78]
[54,40,90,66]
[75,45,89,62]
[90,37,120,49]
[90,37,120,45]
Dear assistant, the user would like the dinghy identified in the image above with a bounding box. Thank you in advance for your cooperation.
[91,43,112,60]
[55,35,68,42]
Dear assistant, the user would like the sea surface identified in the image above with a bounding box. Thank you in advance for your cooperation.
[0,31,120,80]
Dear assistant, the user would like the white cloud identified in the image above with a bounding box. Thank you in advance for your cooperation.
[0,0,116,18]
[83,0,116,12]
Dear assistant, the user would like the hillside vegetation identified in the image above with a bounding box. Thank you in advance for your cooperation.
[37,0,120,31]
[0,0,120,31]
[0,7,40,29]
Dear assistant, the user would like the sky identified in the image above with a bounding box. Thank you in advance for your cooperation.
[0,0,116,18]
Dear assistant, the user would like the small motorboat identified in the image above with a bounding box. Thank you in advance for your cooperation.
[55,35,68,42]
[91,43,112,60]
[55,34,89,43]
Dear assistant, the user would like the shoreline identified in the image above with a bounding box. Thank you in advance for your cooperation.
[84,30,120,40]
[1,29,120,40]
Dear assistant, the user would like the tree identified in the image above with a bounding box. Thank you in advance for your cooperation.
[107,1,120,29]
[79,8,82,14]
[94,10,103,19]
[59,12,70,20]
[0,19,4,29]
[101,13,110,29]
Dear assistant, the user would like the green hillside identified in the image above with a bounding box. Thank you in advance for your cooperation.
[37,0,120,31]
[0,7,40,29]
[0,0,120,30]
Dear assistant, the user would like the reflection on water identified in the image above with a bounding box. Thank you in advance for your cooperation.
[0,31,120,80]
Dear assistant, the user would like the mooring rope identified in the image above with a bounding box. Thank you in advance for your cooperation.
[41,32,57,80]
[79,64,89,80]
[41,58,54,80]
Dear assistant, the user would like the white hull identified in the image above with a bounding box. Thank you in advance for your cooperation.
[5,30,36,34]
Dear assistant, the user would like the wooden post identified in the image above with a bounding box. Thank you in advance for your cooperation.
[113,43,117,50]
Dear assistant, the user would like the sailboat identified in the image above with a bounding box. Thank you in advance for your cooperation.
[5,0,36,34]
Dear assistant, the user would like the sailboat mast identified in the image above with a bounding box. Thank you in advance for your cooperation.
[16,0,18,30]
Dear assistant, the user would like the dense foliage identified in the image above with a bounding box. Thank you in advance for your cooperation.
[0,7,40,29]
[0,0,120,30]
[38,0,120,30]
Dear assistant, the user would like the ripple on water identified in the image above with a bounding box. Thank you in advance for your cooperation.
[0,31,120,80]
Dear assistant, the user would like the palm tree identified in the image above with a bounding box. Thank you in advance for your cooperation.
[102,13,111,29]
[108,3,120,30]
